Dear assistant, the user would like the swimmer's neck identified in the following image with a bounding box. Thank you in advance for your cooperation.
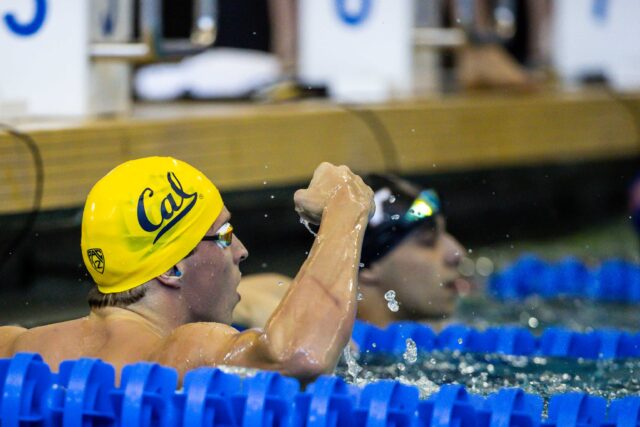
[90,288,191,338]
[89,306,174,338]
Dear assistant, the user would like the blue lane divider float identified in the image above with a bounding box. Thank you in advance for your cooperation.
[3,352,640,426]
[5,351,640,427]
[489,255,640,302]
[352,320,640,360]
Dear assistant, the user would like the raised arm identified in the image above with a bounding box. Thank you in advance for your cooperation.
[158,163,373,380]
[235,164,373,375]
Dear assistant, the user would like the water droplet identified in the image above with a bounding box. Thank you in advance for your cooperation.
[299,218,318,237]
[476,257,494,276]
[277,281,284,287]
[459,257,475,277]
[270,195,275,199]
[264,214,269,218]
[343,346,362,380]
[388,300,399,312]
[384,290,396,301]
[457,338,463,345]
[389,195,396,203]
[359,262,365,268]
[528,317,539,328]
[263,181,267,185]
[403,338,418,364]
[391,214,400,220]
[261,262,268,268]
[357,292,363,301]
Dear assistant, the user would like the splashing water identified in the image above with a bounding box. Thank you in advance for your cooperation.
[335,350,640,403]
[299,218,318,237]
[403,338,418,364]
[343,346,362,383]
[384,290,400,312]
[357,292,364,301]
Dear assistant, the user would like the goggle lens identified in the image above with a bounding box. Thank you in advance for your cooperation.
[202,222,234,248]
[404,190,441,223]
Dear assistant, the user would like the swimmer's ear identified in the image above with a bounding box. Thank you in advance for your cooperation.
[358,266,380,287]
[156,265,184,289]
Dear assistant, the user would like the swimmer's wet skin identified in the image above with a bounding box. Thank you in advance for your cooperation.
[0,158,375,382]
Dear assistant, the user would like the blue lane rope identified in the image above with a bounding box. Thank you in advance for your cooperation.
[2,352,640,426]
[488,255,640,302]
[352,321,640,360]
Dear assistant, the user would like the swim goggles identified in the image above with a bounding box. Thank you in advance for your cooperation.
[201,222,234,248]
[360,189,441,266]
[404,189,441,223]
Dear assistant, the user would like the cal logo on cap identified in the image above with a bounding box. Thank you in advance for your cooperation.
[137,171,198,244]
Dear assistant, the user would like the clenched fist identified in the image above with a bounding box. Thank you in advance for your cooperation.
[294,163,375,225]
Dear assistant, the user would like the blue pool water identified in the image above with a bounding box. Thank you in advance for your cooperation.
[337,350,640,403]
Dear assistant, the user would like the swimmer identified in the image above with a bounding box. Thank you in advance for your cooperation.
[234,174,466,330]
[0,158,374,381]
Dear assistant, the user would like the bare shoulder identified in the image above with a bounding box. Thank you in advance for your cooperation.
[152,322,248,376]
[0,325,28,357]
[8,318,95,360]
[166,322,239,344]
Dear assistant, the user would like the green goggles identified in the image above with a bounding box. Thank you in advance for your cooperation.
[403,190,441,224]
[361,189,441,266]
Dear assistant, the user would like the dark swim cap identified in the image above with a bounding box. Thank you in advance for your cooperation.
[361,174,441,267]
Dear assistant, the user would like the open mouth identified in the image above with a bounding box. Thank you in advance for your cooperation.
[448,278,474,296]
[443,280,459,296]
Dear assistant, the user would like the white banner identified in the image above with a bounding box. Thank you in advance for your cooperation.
[0,0,131,117]
[298,0,414,102]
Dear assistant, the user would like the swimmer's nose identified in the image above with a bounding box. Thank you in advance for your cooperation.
[233,234,249,264]
[443,233,463,269]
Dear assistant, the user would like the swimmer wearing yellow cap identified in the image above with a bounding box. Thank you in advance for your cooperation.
[0,158,375,380]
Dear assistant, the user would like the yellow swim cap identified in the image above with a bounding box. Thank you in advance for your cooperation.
[81,157,223,293]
